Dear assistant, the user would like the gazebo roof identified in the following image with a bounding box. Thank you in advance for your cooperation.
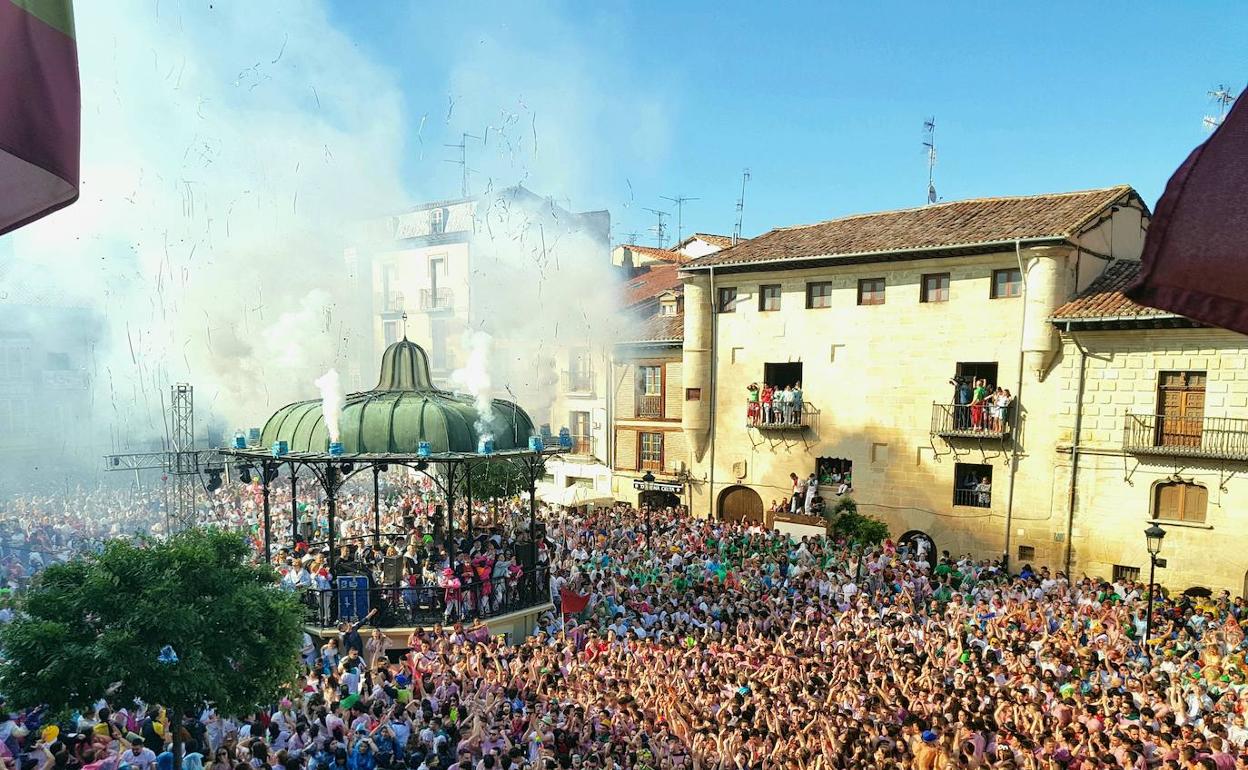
[259,339,535,454]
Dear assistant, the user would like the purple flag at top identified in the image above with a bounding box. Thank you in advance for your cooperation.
[0,0,81,236]
[1126,87,1248,332]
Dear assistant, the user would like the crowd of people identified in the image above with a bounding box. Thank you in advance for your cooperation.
[4,478,1248,770]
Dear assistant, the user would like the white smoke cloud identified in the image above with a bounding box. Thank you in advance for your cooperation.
[450,330,496,439]
[1,1,408,448]
[313,369,345,444]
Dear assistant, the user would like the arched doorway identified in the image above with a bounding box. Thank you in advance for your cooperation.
[898,530,936,561]
[719,485,764,525]
[639,490,680,511]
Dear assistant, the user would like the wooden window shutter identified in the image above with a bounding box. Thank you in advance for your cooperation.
[1182,484,1208,523]
[1155,483,1181,521]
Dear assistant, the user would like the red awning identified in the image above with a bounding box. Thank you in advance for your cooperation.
[1126,88,1248,332]
[0,0,81,236]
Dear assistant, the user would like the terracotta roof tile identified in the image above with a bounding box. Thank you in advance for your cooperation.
[685,186,1138,269]
[1051,260,1178,322]
[617,244,689,264]
[621,264,683,308]
[620,312,684,344]
[678,233,736,250]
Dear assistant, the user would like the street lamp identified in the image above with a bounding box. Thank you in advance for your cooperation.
[1143,522,1167,665]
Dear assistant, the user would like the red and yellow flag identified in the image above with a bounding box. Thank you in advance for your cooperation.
[0,0,80,235]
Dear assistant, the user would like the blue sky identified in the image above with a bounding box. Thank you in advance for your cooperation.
[328,0,1246,244]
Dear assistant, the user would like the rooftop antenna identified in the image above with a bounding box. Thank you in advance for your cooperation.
[923,117,937,205]
[624,231,642,245]
[660,194,700,247]
[443,132,482,197]
[732,169,750,244]
[643,207,669,248]
[1203,84,1237,131]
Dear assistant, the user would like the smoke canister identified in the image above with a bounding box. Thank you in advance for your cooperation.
[248,428,261,445]
[272,441,289,458]
[417,441,432,458]
[528,436,543,452]
[477,437,495,454]
[233,431,247,449]
[558,428,573,449]
[328,442,344,457]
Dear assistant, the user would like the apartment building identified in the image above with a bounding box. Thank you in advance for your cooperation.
[678,186,1150,562]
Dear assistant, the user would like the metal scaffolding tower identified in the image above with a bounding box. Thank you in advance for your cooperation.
[169,383,198,530]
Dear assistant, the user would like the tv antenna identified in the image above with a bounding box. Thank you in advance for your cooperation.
[923,117,937,205]
[623,231,643,245]
[660,194,699,247]
[444,132,482,197]
[732,168,750,244]
[1203,84,1237,131]
[643,207,669,248]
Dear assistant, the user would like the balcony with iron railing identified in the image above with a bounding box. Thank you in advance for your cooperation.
[931,402,1013,439]
[420,288,454,311]
[953,486,992,509]
[749,404,811,431]
[569,435,593,456]
[1123,413,1248,461]
[636,394,664,419]
[380,292,405,314]
[561,370,596,394]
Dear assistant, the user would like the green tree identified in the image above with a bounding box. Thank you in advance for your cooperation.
[0,528,303,769]
[824,497,890,546]
[465,457,524,501]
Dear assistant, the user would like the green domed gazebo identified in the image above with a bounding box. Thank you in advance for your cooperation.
[225,338,558,596]
[260,338,535,454]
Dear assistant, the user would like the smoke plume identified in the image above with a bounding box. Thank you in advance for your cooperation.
[450,331,497,440]
[313,369,345,444]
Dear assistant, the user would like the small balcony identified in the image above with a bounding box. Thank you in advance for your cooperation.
[636,394,664,419]
[569,435,593,456]
[380,292,405,314]
[953,487,992,509]
[420,288,453,312]
[931,403,1012,439]
[561,370,595,394]
[748,409,810,431]
[1124,413,1248,461]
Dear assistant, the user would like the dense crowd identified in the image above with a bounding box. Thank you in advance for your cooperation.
[3,479,1248,770]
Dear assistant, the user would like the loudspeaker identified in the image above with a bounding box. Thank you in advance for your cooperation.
[382,557,404,585]
[514,541,537,570]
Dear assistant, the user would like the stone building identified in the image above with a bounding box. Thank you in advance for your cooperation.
[676,186,1152,566]
[1049,260,1248,595]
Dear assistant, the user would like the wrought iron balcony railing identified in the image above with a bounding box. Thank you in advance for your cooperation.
[953,487,992,509]
[1123,413,1248,461]
[636,394,664,419]
[749,408,810,430]
[381,292,405,313]
[420,288,453,311]
[931,402,1013,439]
[560,370,595,394]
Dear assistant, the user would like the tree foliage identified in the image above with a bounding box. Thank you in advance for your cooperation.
[465,458,540,502]
[0,528,303,724]
[824,497,890,546]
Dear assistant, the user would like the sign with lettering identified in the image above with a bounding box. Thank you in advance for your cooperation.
[632,479,683,494]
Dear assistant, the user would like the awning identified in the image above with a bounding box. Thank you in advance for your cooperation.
[0,0,81,235]
[1126,87,1248,333]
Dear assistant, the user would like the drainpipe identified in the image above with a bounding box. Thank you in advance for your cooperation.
[603,347,612,486]
[1003,240,1026,572]
[707,265,718,518]
[1063,325,1088,578]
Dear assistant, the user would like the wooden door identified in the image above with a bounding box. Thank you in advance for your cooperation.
[1157,372,1205,448]
[720,486,763,525]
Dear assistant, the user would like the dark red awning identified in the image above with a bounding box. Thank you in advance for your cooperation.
[0,0,81,236]
[1126,89,1248,332]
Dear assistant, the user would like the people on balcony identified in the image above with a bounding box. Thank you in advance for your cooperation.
[747,381,804,425]
[947,375,1013,433]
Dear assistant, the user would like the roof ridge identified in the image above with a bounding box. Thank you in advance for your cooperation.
[773,185,1133,234]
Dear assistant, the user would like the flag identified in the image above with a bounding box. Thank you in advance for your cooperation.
[559,588,589,616]
[1125,87,1248,332]
[0,0,80,236]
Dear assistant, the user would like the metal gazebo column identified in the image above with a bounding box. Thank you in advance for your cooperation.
[290,467,299,545]
[261,461,272,564]
[465,463,474,538]
[372,465,381,551]
[444,462,456,559]
[325,464,339,575]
